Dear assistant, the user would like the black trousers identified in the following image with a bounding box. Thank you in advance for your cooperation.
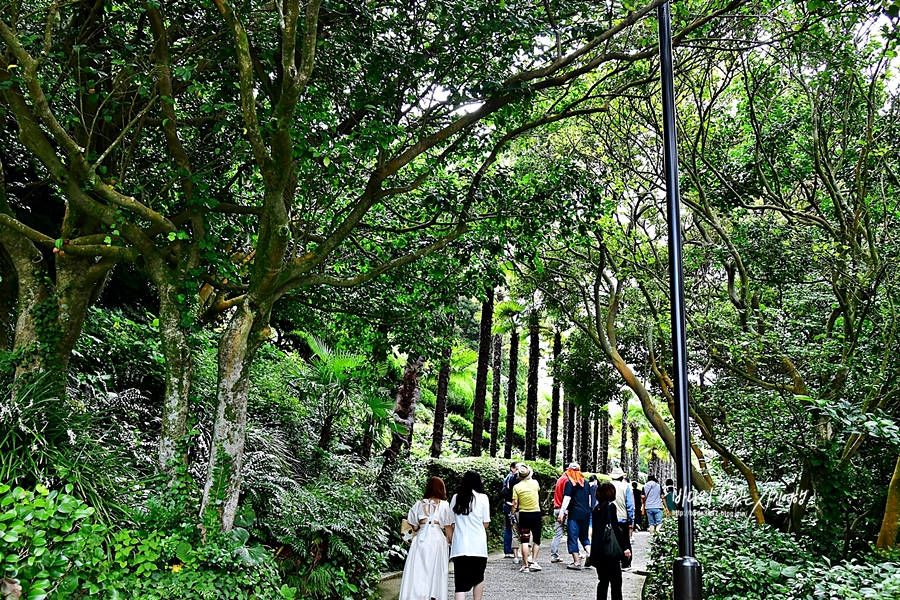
[595,557,623,600]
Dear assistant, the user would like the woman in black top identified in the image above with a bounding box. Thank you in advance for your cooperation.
[590,482,632,600]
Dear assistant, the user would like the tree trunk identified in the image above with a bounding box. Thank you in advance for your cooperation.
[471,288,493,456]
[489,326,502,457]
[630,421,640,480]
[382,355,425,472]
[579,403,590,469]
[504,329,519,459]
[158,283,194,470]
[550,329,561,466]
[431,344,452,458]
[562,393,569,466]
[525,315,539,461]
[201,299,266,531]
[620,395,629,473]
[600,407,609,473]
[592,412,599,473]
[877,454,900,549]
[565,393,575,466]
[364,323,391,460]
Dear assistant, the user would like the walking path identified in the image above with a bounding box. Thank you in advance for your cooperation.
[378,530,651,600]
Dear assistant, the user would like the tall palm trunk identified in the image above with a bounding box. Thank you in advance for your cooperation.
[382,355,425,476]
[592,413,599,473]
[630,421,640,479]
[524,315,539,461]
[599,407,610,473]
[504,329,519,458]
[490,324,503,457]
[430,345,452,458]
[550,330,561,465]
[620,395,629,473]
[471,288,493,456]
[579,403,590,469]
[565,393,575,466]
[562,394,569,466]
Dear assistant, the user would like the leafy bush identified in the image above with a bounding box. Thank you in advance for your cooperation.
[0,483,295,599]
[446,414,491,446]
[644,516,900,600]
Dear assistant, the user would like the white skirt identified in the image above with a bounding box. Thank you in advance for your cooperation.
[398,523,449,600]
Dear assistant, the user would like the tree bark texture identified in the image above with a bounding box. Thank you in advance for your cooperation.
[592,412,599,474]
[382,355,425,471]
[157,283,194,469]
[201,300,266,531]
[565,393,575,467]
[620,395,629,474]
[471,288,493,456]
[579,403,590,470]
[490,328,502,457]
[630,421,640,480]
[431,344,452,458]
[599,408,609,473]
[877,454,900,549]
[550,329,561,466]
[504,329,519,459]
[562,394,569,466]
[525,316,539,461]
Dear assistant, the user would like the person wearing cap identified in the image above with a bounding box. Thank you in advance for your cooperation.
[610,467,635,571]
[557,462,593,570]
[549,468,570,562]
[511,463,543,572]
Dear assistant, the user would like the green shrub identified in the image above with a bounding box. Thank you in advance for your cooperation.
[644,516,900,600]
[446,414,491,445]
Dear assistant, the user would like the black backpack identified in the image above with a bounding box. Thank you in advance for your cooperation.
[499,474,516,501]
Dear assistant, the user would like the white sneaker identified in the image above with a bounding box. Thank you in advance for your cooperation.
[519,565,530,572]
[513,557,521,564]
[504,554,514,558]
[550,555,562,563]
[529,562,542,571]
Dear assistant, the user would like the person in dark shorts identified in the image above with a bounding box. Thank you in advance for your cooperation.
[511,463,543,572]
[448,471,491,600]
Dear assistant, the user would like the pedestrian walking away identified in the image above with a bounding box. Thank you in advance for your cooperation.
[632,481,644,532]
[550,469,569,563]
[591,482,632,600]
[642,475,665,535]
[610,467,634,570]
[399,477,453,600]
[511,463,543,572]
[448,471,491,600]
[500,462,522,563]
[557,462,592,570]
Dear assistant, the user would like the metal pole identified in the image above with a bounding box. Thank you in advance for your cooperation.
[657,2,702,598]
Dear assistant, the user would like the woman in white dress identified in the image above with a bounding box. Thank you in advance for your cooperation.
[399,477,453,600]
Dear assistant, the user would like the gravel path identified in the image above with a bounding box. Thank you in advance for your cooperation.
[378,530,652,600]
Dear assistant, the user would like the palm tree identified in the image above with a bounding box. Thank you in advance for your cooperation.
[294,334,366,451]
[550,329,562,465]
[525,312,540,461]
[494,299,525,458]
[429,344,478,457]
[471,288,494,456]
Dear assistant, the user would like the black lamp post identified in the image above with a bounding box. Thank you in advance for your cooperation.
[657,2,702,598]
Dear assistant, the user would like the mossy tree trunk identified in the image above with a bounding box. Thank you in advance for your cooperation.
[430,344,452,458]
[489,321,503,457]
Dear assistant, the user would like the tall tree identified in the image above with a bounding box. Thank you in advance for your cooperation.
[630,421,640,480]
[430,344,452,458]
[489,295,504,457]
[381,355,425,476]
[471,288,494,455]
[579,403,591,469]
[525,313,540,460]
[620,395,629,474]
[565,394,576,466]
[599,407,610,473]
[550,329,562,465]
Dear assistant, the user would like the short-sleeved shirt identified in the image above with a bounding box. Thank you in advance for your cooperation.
[642,480,664,509]
[563,480,592,520]
[449,492,491,558]
[553,474,568,509]
[512,478,540,512]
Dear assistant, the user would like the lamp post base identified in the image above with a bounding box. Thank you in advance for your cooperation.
[673,556,702,600]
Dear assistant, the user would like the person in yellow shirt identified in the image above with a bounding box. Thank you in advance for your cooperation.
[511,463,543,572]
